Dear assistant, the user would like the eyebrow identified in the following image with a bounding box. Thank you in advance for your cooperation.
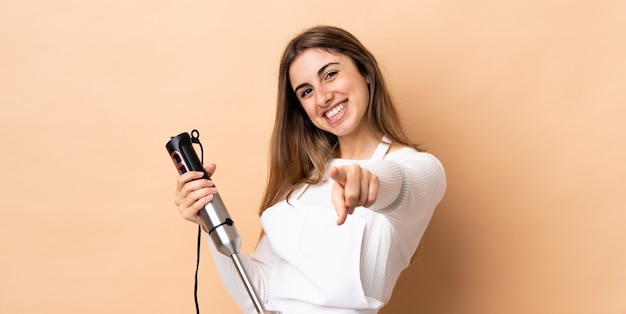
[293,62,340,93]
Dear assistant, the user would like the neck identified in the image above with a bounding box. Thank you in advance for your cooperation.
[337,131,381,159]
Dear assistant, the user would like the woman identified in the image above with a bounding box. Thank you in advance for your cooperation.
[175,25,446,313]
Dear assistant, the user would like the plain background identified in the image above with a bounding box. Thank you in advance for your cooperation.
[1,0,625,313]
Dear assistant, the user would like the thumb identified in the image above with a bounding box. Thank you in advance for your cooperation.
[329,166,347,186]
[204,163,217,177]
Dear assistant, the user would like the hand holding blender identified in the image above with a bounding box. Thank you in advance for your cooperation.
[167,130,280,314]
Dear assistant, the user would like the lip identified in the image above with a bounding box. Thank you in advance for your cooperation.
[323,100,348,123]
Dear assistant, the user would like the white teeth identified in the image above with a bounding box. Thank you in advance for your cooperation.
[325,102,346,119]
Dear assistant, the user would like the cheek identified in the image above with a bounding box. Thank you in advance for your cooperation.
[300,100,317,118]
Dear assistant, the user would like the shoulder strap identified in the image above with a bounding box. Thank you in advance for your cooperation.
[370,136,392,160]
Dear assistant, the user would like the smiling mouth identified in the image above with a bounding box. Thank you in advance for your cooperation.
[324,101,347,119]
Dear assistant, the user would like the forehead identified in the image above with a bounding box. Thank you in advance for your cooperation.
[289,49,349,82]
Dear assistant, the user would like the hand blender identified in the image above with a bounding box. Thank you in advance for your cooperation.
[166,131,280,314]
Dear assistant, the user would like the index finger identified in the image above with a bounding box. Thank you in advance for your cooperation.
[332,182,348,225]
[176,171,206,191]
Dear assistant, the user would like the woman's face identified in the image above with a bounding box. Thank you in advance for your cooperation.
[289,48,370,139]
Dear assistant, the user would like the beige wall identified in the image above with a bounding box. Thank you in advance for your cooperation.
[1,1,624,313]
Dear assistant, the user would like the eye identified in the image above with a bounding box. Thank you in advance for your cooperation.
[324,71,338,80]
[300,87,313,98]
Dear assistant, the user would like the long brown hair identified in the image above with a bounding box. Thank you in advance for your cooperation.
[259,25,421,215]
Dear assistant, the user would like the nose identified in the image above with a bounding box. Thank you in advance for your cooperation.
[316,86,333,108]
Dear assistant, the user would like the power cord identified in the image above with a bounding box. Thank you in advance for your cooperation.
[190,129,203,314]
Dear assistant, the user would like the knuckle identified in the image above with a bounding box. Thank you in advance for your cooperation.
[180,209,194,220]
[349,164,360,174]
[176,175,189,185]
[345,192,358,204]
